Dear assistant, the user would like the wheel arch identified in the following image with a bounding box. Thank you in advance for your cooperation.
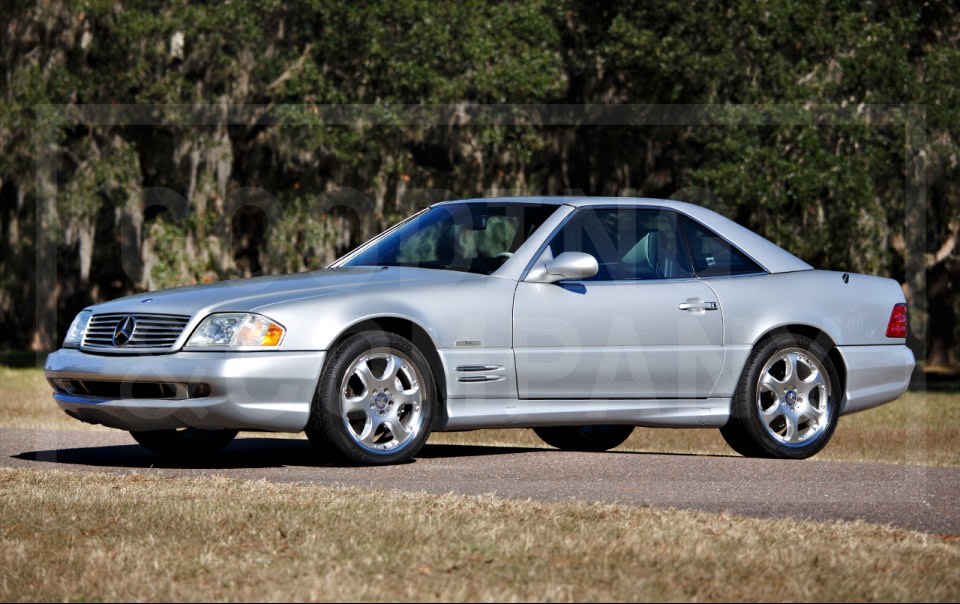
[751,323,847,403]
[328,316,448,414]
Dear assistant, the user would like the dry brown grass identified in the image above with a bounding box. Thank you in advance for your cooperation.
[1,467,958,602]
[0,367,68,430]
[6,366,959,465]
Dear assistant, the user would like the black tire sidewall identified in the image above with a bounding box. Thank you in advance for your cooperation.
[725,333,841,459]
[308,331,436,465]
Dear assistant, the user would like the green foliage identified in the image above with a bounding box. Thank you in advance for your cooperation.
[61,137,141,231]
[268,196,336,273]
[691,124,894,275]
[0,0,958,357]
[148,211,221,290]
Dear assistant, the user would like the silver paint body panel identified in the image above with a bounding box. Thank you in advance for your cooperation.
[46,348,323,432]
[513,279,724,399]
[44,197,914,433]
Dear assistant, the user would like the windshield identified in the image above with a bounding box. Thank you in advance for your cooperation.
[342,202,559,275]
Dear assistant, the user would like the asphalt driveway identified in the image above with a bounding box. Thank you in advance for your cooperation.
[2,428,957,535]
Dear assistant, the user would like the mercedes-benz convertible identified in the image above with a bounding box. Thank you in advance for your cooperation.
[45,197,914,465]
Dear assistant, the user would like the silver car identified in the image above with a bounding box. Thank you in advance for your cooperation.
[45,197,915,465]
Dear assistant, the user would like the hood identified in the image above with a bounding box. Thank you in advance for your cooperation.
[87,267,484,318]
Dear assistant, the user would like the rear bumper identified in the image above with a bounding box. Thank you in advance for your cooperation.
[837,344,915,414]
[44,348,325,432]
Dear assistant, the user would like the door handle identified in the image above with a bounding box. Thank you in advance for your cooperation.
[678,300,718,311]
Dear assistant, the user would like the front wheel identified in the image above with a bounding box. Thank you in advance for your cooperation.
[306,331,436,465]
[130,428,238,456]
[534,425,634,452]
[720,332,841,459]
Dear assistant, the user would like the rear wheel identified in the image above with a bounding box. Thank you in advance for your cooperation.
[533,425,634,452]
[721,332,840,459]
[306,331,436,465]
[130,428,238,456]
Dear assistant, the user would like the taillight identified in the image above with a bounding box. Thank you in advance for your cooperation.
[886,303,908,338]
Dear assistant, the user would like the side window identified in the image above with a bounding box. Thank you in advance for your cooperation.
[548,208,693,281]
[678,215,764,277]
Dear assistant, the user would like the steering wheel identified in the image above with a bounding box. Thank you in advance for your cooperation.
[495,252,513,260]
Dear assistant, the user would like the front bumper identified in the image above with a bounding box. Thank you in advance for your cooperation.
[44,348,325,432]
[837,344,915,414]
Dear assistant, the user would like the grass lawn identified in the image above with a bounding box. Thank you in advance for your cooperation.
[6,365,959,466]
[2,467,958,602]
[4,364,959,601]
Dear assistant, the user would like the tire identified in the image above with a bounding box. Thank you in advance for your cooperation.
[533,425,634,452]
[130,428,238,456]
[720,332,841,460]
[305,331,436,466]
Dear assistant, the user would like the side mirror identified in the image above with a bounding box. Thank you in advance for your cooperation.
[541,252,599,283]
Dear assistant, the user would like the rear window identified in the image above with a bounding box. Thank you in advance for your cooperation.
[679,215,764,277]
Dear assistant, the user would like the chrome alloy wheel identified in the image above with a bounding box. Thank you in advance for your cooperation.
[756,348,831,446]
[339,347,425,453]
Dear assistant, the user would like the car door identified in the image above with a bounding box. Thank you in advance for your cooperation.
[513,206,724,399]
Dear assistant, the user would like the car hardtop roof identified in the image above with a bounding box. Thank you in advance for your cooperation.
[432,196,813,274]
[432,196,695,210]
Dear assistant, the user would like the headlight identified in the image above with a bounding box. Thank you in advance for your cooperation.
[63,310,92,348]
[185,313,285,349]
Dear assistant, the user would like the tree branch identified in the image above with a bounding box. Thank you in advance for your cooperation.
[927,220,959,268]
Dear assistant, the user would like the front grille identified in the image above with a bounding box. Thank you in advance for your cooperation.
[82,313,191,351]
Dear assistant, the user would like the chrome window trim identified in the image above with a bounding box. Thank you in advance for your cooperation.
[695,271,769,282]
[553,276,703,287]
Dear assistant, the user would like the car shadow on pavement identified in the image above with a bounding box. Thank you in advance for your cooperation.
[12,437,549,470]
[417,443,542,459]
